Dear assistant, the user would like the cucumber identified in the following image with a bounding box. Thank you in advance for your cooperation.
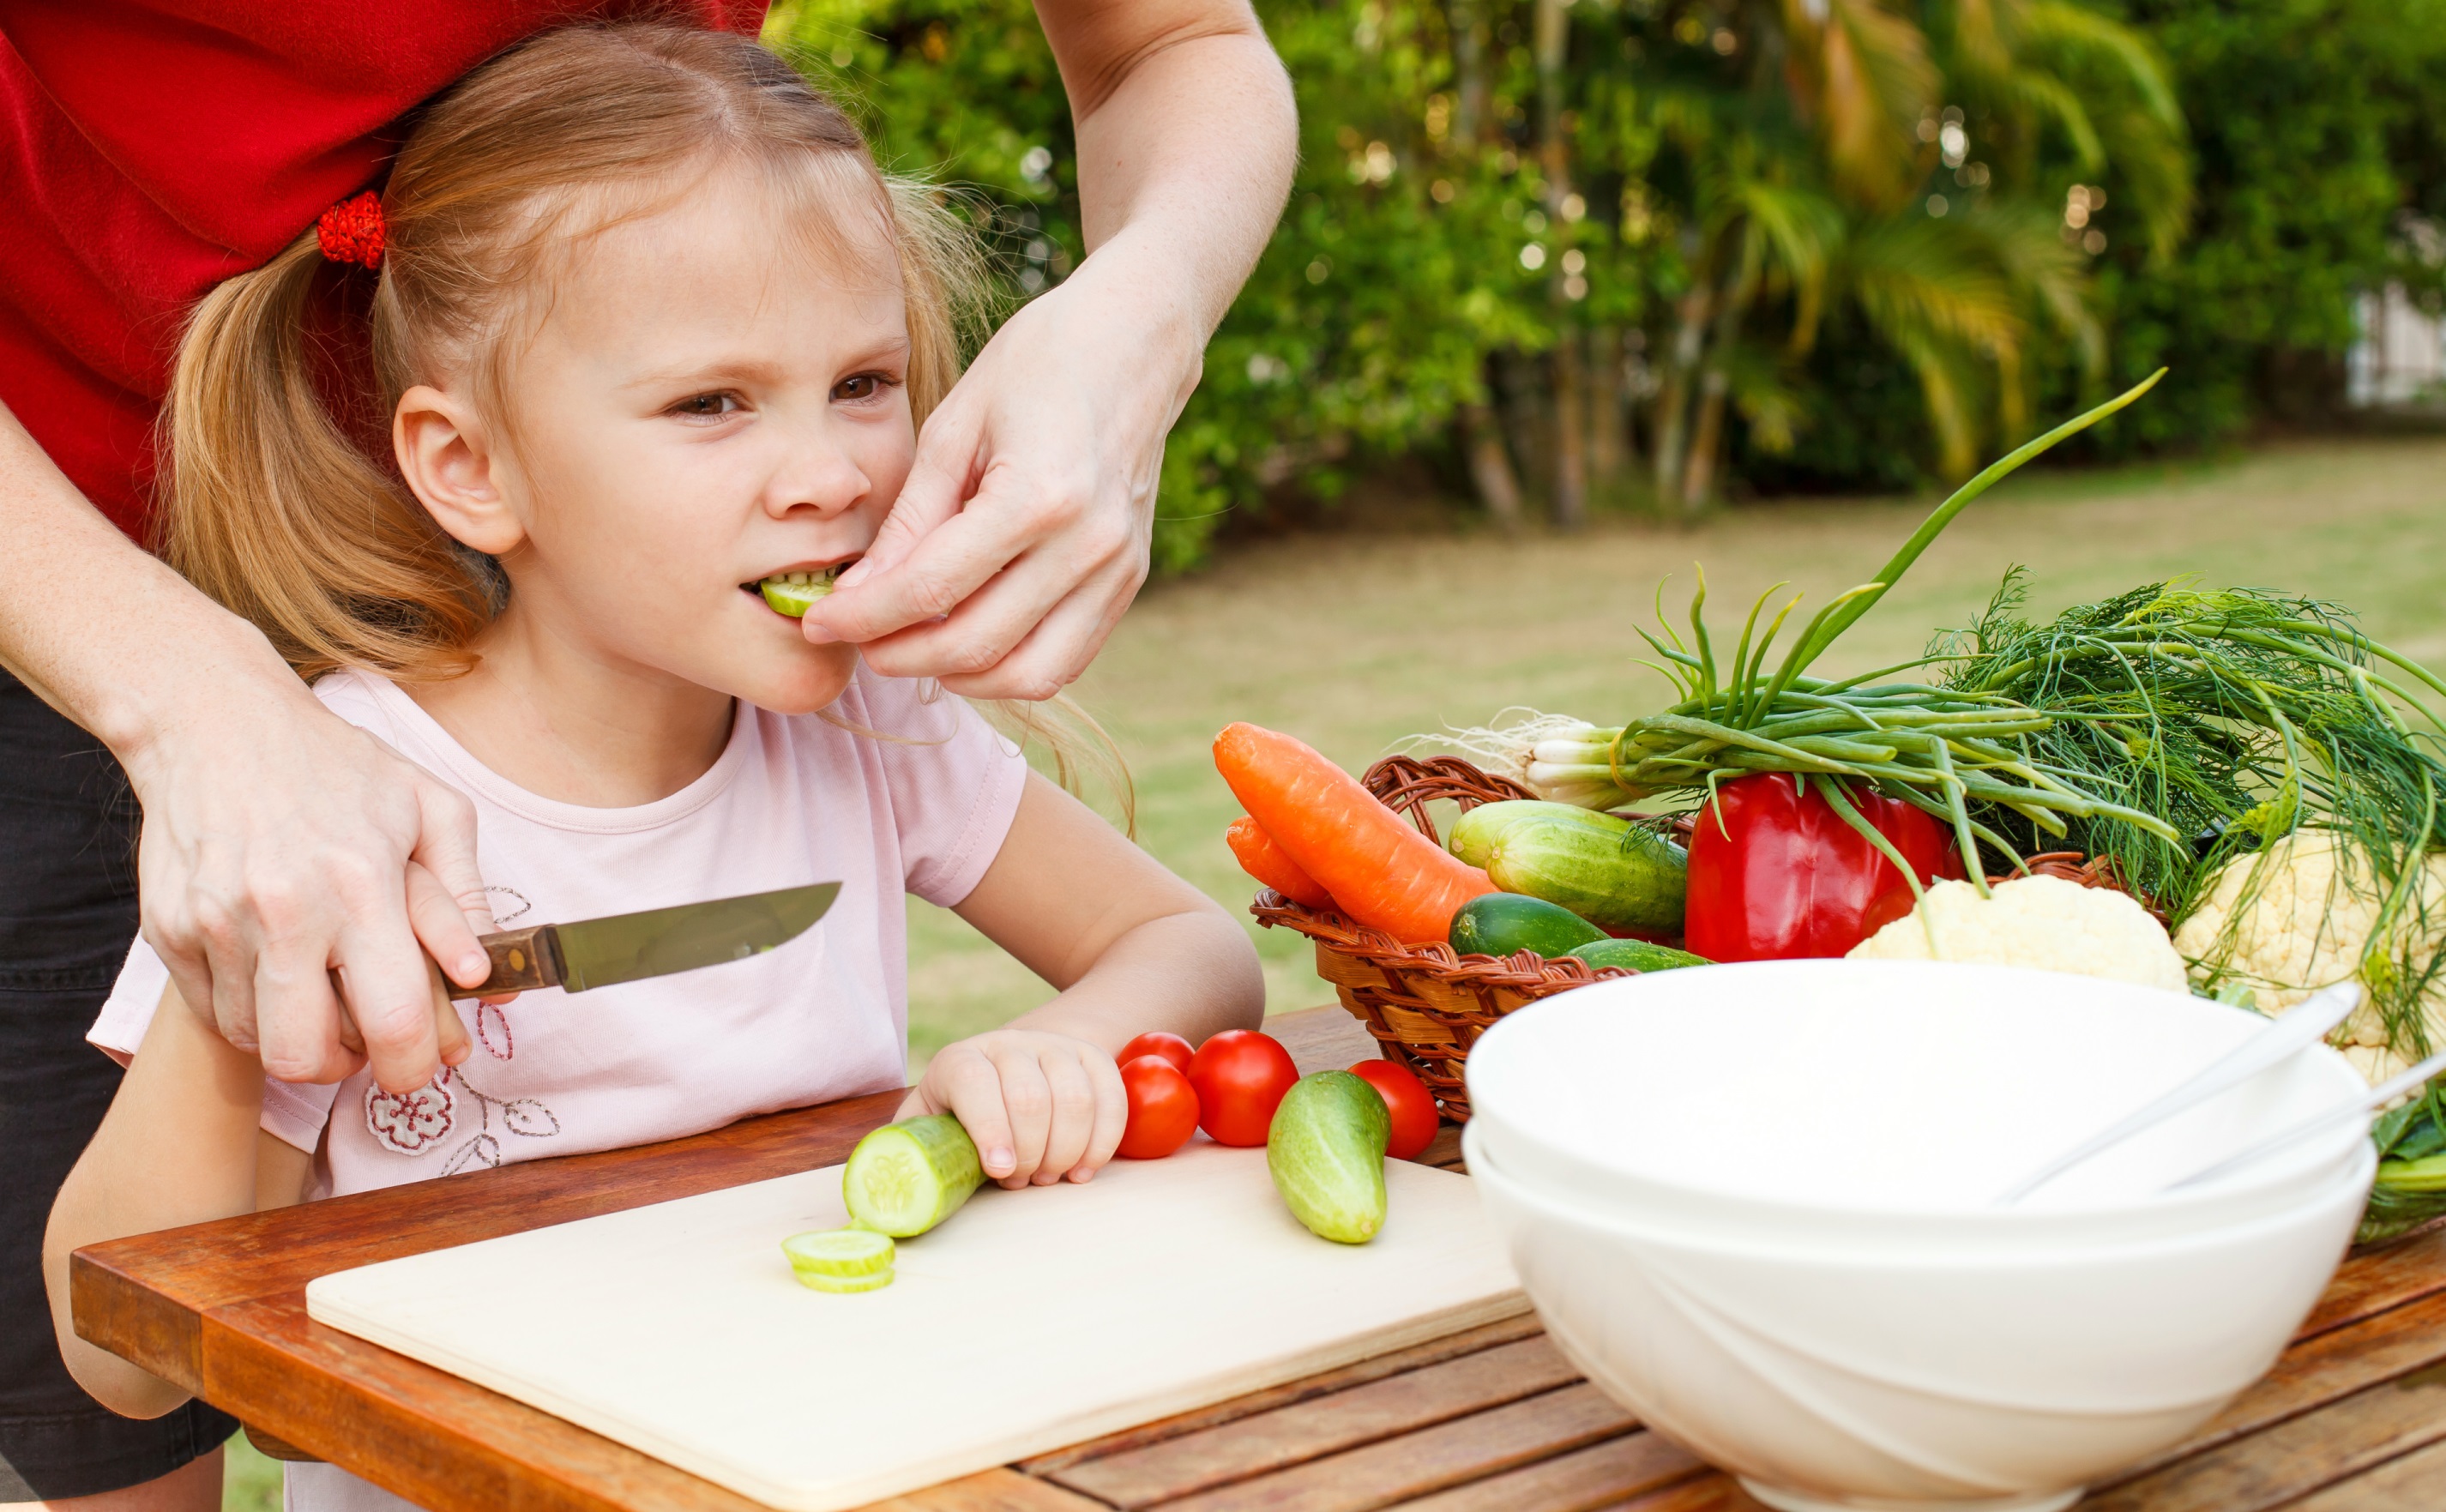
[1482,815,1686,936]
[1564,937,1711,973]
[1268,1070,1392,1244]
[1449,800,1630,869]
[792,1266,895,1294]
[1449,892,1606,958]
[759,568,842,617]
[781,1228,895,1292]
[841,1114,986,1238]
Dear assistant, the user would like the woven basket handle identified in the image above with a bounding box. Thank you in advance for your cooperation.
[1359,756,1536,848]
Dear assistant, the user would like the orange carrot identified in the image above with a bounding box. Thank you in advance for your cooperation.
[1227,816,1335,910]
[1214,723,1494,944]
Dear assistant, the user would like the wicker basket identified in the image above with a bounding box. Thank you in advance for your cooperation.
[1248,756,2156,1123]
[1249,755,1642,1122]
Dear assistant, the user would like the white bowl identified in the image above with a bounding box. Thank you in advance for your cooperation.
[1464,961,2372,1250]
[1470,1123,2370,1512]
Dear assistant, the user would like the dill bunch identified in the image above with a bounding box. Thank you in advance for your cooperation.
[1941,573,2446,919]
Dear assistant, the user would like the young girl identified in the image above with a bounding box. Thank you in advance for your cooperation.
[42,24,1262,1508]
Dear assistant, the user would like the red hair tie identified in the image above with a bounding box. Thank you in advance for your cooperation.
[316,191,386,271]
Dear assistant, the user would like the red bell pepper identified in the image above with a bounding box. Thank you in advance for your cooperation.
[1684,773,1965,961]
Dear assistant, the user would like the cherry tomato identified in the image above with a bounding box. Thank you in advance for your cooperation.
[1117,1031,1195,1076]
[1117,1056,1200,1160]
[1349,1059,1440,1161]
[1188,1029,1300,1147]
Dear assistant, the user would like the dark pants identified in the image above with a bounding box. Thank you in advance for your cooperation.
[0,671,235,1498]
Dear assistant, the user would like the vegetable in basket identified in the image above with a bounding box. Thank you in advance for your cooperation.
[1214,723,1494,944]
[1686,772,1962,961]
[1449,893,1606,958]
[1226,816,1334,910]
[1448,801,1686,937]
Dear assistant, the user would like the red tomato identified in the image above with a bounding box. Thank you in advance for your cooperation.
[1117,1032,1195,1076]
[1117,1056,1200,1160]
[1188,1029,1300,1147]
[1349,1059,1440,1160]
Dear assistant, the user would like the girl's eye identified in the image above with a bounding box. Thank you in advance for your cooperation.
[673,393,742,418]
[834,373,898,402]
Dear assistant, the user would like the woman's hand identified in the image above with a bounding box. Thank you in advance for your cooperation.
[0,401,491,1095]
[798,1,1294,699]
[803,270,1176,702]
[126,673,494,1093]
[897,1027,1128,1189]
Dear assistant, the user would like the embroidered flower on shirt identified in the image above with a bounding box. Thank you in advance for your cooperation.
[365,1072,456,1154]
[434,1066,562,1175]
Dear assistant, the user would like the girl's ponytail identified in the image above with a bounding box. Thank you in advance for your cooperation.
[160,233,491,684]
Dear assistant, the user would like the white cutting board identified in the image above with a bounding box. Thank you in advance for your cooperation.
[306,1141,1526,1510]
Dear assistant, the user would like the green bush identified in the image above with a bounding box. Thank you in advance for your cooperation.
[768,0,2446,566]
[766,0,1551,568]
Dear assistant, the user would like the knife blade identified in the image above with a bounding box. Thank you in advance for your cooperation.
[469,883,840,996]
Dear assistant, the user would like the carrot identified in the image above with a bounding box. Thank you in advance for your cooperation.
[1214,723,1495,945]
[1226,816,1335,910]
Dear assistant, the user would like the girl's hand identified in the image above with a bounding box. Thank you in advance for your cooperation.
[897,1028,1128,1189]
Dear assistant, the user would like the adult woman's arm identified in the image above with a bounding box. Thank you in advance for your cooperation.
[804,0,1296,699]
[0,401,491,1091]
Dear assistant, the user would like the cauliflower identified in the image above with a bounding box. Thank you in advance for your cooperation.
[2172,830,2446,1086]
[1847,874,2189,992]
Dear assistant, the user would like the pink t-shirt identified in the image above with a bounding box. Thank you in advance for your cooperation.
[91,665,1027,1201]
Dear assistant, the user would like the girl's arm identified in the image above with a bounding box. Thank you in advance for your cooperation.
[42,985,311,1419]
[907,772,1265,1188]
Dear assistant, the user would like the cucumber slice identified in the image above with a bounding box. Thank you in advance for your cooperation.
[792,1265,895,1294]
[782,1227,895,1280]
[841,1114,987,1238]
[758,568,842,618]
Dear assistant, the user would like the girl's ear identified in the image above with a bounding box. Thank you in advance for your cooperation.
[395,386,524,555]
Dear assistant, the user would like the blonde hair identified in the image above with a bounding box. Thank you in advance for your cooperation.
[160,23,985,684]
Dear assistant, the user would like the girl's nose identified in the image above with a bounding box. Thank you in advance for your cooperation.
[763,430,871,518]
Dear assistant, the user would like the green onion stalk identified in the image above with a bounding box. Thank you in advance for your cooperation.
[1434,372,2185,899]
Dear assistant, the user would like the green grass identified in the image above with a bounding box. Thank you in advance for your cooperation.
[224,1433,281,1511]
[904,435,2446,1073]
[220,436,2446,1509]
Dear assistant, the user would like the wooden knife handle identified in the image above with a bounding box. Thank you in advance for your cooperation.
[475,925,563,994]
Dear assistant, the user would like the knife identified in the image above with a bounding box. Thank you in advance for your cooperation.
[468,882,840,996]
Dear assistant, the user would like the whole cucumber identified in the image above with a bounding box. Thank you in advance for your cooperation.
[1449,892,1606,958]
[1564,937,1711,973]
[1484,816,1687,935]
[1449,800,1629,870]
[1268,1071,1392,1244]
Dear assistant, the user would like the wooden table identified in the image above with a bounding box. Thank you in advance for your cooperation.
[73,1007,2446,1512]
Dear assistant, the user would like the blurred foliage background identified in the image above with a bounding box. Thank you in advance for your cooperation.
[763,0,2446,566]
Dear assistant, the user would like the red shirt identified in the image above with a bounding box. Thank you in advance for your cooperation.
[0,1,765,542]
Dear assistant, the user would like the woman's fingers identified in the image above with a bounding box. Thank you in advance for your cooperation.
[130,691,489,1093]
[408,782,492,990]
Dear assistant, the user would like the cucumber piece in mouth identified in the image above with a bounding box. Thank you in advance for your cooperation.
[781,1227,896,1292]
[757,565,846,618]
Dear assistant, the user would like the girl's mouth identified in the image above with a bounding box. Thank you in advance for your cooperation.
[745,561,856,618]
